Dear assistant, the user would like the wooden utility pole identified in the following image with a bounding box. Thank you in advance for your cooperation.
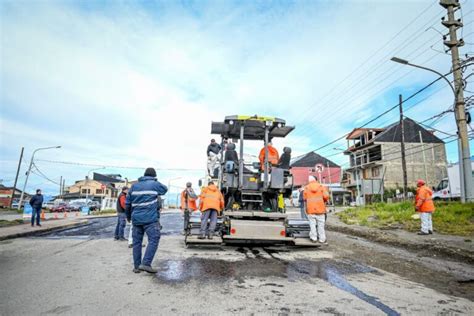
[10,147,24,208]
[419,131,428,183]
[440,0,473,202]
[399,94,408,199]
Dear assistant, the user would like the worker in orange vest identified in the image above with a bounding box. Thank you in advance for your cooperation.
[180,182,198,235]
[198,181,224,239]
[415,179,435,235]
[304,176,329,244]
[259,142,279,170]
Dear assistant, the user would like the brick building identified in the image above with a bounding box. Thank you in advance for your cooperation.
[0,185,30,208]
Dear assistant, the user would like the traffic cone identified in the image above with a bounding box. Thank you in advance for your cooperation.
[41,211,46,220]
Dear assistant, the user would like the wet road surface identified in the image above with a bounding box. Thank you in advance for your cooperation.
[1,211,472,315]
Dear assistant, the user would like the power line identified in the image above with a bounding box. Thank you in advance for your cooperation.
[35,159,203,171]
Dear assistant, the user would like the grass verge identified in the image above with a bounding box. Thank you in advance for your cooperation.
[0,219,25,227]
[337,201,474,237]
[90,209,116,216]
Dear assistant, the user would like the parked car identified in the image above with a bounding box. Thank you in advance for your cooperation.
[11,199,29,209]
[42,201,57,210]
[88,201,101,211]
[51,203,72,212]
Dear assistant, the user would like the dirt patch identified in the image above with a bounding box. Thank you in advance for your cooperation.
[327,223,474,265]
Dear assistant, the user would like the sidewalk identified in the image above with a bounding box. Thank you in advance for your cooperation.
[0,218,88,241]
[326,211,474,264]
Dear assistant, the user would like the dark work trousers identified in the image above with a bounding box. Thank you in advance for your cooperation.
[200,209,218,236]
[299,202,307,220]
[132,222,160,269]
[31,207,41,226]
[114,212,127,239]
[183,209,191,231]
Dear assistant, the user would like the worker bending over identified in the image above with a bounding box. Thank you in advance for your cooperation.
[258,142,279,170]
[180,182,198,235]
[415,179,435,235]
[304,176,329,244]
[199,181,224,239]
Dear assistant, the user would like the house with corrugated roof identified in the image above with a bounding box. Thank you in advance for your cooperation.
[61,173,126,201]
[344,117,447,202]
[290,152,341,187]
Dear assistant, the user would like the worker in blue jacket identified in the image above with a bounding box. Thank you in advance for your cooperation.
[126,168,167,274]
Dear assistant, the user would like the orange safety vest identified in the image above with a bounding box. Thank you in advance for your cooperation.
[199,184,224,213]
[259,145,279,170]
[180,190,197,211]
[304,181,329,215]
[415,185,435,213]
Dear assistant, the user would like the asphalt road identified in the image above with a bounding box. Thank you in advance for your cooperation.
[0,210,473,315]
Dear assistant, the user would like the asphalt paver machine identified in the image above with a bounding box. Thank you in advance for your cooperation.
[185,115,314,246]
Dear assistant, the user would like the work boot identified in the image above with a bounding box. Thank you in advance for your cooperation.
[417,231,429,235]
[37,224,41,227]
[310,238,318,243]
[429,230,433,234]
[198,234,206,240]
[114,237,119,241]
[208,233,214,240]
[133,268,141,273]
[139,264,158,274]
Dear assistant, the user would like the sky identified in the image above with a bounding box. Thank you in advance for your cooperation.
[1,0,473,196]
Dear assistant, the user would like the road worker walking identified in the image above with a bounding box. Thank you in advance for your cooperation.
[198,181,224,239]
[415,179,435,235]
[304,176,329,244]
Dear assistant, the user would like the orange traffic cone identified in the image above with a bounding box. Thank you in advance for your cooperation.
[41,211,46,220]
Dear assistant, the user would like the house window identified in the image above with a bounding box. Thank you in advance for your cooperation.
[96,189,103,194]
[372,167,380,178]
[81,189,90,194]
[106,190,109,195]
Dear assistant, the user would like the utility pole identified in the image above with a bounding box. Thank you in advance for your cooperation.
[419,131,429,184]
[399,94,408,199]
[59,176,63,197]
[440,0,473,202]
[10,147,24,208]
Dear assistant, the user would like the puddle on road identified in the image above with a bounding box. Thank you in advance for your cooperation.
[155,256,399,316]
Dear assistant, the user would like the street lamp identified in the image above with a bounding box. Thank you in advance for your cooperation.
[18,146,61,210]
[167,177,182,208]
[85,167,106,202]
[391,56,473,202]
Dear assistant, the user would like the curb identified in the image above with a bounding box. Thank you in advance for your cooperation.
[326,222,474,265]
[0,220,89,241]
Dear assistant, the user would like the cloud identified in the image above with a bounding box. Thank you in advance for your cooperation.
[0,0,466,194]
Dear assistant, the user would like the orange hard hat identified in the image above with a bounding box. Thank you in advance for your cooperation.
[417,179,425,186]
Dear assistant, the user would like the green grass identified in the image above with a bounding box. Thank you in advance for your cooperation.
[0,208,23,214]
[0,219,25,227]
[90,209,117,216]
[337,201,474,237]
